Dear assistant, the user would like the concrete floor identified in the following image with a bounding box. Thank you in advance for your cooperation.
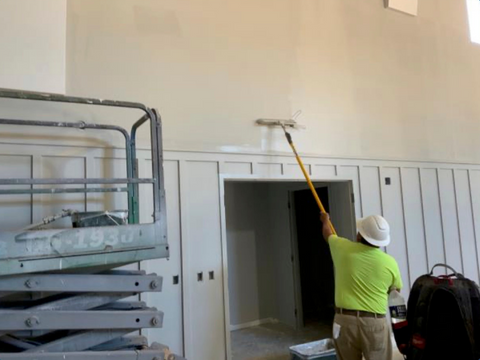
[231,322,331,360]
[231,322,404,360]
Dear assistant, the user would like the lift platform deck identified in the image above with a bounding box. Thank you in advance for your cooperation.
[0,89,184,360]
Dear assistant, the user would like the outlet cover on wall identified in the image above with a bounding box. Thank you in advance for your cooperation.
[386,0,418,16]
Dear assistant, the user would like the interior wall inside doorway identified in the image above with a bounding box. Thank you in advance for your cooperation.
[225,180,355,330]
[225,182,286,328]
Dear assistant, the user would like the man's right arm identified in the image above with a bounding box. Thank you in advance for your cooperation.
[320,212,334,242]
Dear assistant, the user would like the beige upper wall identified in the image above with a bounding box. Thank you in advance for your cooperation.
[0,0,66,93]
[66,0,480,163]
[0,0,70,146]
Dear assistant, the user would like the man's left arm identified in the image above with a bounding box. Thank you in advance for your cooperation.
[391,262,404,292]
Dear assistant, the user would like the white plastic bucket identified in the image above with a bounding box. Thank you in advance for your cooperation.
[289,338,337,360]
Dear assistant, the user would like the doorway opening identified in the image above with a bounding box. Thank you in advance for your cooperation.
[223,179,355,360]
[292,187,335,328]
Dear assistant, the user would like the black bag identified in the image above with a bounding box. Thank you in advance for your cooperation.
[402,264,480,360]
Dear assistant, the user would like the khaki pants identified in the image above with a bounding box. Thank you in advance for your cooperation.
[333,314,392,360]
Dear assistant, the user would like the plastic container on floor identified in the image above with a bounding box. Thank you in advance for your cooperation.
[289,338,337,360]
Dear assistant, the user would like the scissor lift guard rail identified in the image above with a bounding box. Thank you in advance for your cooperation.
[0,89,185,360]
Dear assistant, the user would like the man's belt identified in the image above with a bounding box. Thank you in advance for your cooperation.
[335,307,386,318]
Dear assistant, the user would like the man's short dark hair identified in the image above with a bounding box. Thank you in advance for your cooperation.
[360,235,378,248]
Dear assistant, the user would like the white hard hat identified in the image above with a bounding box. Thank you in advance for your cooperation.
[357,215,391,247]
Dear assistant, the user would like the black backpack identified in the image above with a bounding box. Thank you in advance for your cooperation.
[395,264,480,360]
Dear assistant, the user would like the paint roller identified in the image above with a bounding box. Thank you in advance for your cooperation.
[255,116,336,235]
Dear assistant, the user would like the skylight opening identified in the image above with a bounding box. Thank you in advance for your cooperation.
[467,0,480,44]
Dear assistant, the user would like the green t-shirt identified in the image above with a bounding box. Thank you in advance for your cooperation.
[329,235,403,314]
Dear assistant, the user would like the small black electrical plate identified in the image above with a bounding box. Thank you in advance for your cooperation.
[197,272,203,282]
[173,275,179,285]
[209,271,215,280]
[385,177,391,185]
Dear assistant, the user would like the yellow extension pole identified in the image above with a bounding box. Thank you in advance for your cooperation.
[283,127,337,235]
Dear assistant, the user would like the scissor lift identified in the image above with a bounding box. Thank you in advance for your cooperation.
[0,90,184,359]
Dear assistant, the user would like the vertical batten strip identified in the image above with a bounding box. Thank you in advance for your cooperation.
[468,170,480,282]
[178,160,191,358]
[452,170,466,274]
[399,168,413,288]
[436,168,448,273]
[418,168,430,272]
